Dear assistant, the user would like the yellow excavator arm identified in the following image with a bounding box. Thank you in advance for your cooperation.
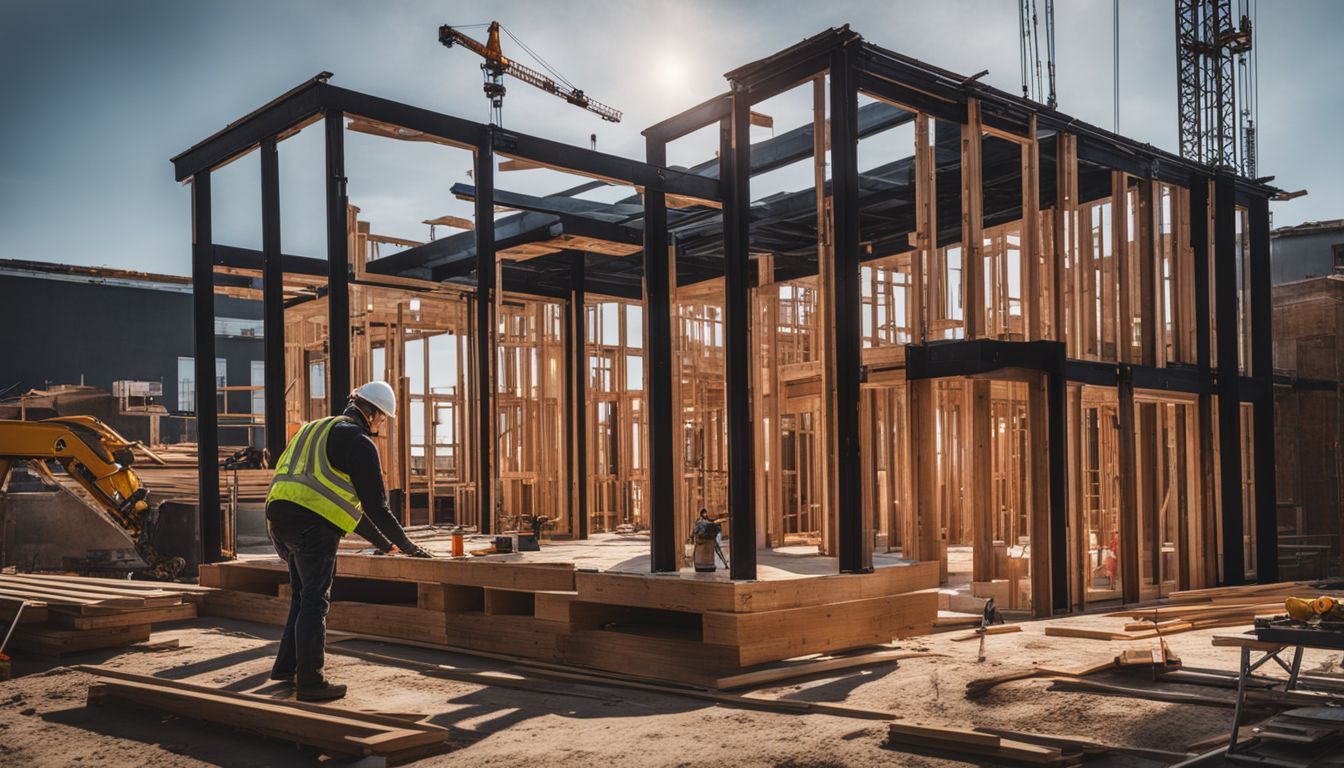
[0,416,184,579]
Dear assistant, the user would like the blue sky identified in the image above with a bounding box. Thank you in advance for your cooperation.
[0,0,1339,276]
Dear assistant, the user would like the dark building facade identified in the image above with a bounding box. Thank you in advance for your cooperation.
[0,259,263,445]
[1271,219,1344,285]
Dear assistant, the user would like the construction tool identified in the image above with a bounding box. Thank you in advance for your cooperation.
[0,600,25,681]
[691,513,729,573]
[976,597,1003,662]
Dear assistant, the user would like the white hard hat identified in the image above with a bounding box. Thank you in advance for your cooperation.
[352,380,397,418]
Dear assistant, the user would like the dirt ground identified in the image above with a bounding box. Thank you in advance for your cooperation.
[4,604,1342,768]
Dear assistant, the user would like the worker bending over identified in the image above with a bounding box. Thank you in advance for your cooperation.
[265,380,431,701]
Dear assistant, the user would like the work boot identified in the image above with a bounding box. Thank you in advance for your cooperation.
[268,671,296,685]
[296,680,347,702]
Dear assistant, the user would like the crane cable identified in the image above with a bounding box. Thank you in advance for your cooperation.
[445,21,580,92]
[499,23,578,91]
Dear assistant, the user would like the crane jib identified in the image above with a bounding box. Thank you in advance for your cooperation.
[438,21,622,123]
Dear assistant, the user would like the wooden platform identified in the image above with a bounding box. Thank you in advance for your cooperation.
[199,555,939,687]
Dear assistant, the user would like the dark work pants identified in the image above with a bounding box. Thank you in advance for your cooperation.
[267,512,342,686]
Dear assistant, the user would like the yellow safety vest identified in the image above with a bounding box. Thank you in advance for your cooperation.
[266,416,363,534]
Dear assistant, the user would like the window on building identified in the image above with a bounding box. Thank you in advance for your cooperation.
[250,361,264,415]
[1333,243,1344,273]
[215,317,265,338]
[177,357,227,412]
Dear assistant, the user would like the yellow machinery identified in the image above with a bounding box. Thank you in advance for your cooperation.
[0,416,184,579]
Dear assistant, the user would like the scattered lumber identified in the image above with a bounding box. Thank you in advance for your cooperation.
[886,723,1083,765]
[713,649,945,690]
[1,573,198,658]
[1047,678,1237,708]
[974,727,1193,763]
[80,667,449,760]
[950,624,1021,642]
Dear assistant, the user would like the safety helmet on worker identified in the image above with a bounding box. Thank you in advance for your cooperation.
[351,380,397,418]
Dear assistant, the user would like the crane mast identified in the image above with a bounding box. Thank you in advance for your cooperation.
[1175,0,1256,175]
[439,22,622,125]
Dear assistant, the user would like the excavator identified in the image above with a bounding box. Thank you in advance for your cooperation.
[0,416,185,579]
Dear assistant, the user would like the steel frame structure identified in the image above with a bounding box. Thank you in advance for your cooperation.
[174,27,1279,606]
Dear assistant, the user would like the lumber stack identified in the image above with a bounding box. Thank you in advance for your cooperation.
[0,573,205,657]
[199,556,939,687]
[83,667,449,760]
[1043,581,1344,642]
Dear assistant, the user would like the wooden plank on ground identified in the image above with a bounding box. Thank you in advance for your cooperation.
[887,723,1077,765]
[81,668,448,758]
[714,650,944,690]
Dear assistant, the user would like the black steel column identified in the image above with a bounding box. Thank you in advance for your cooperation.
[1213,173,1244,584]
[722,94,756,580]
[324,110,351,409]
[191,171,222,564]
[1190,176,1216,586]
[474,129,496,535]
[569,254,589,540]
[1248,194,1278,582]
[1047,356,1069,612]
[645,136,677,571]
[260,137,285,466]
[829,44,868,573]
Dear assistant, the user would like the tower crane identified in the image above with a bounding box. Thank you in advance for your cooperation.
[438,21,622,126]
[1175,0,1258,176]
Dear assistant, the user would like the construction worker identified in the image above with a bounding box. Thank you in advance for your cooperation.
[264,380,431,701]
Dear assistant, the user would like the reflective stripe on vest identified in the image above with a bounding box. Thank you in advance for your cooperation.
[266,416,363,534]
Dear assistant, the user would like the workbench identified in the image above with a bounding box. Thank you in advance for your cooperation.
[1221,629,1344,760]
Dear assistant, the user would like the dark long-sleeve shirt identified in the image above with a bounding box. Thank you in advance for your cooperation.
[265,406,414,553]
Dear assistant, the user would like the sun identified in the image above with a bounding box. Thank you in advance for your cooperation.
[657,55,686,87]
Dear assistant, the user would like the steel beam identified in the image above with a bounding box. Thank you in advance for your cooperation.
[325,110,351,410]
[491,129,719,203]
[569,255,588,540]
[1190,176,1219,587]
[722,96,756,581]
[645,136,677,572]
[474,129,496,536]
[171,76,325,181]
[1213,173,1244,584]
[212,244,325,277]
[190,171,222,565]
[260,137,285,468]
[830,44,869,574]
[1248,194,1277,582]
[1047,359,1069,612]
